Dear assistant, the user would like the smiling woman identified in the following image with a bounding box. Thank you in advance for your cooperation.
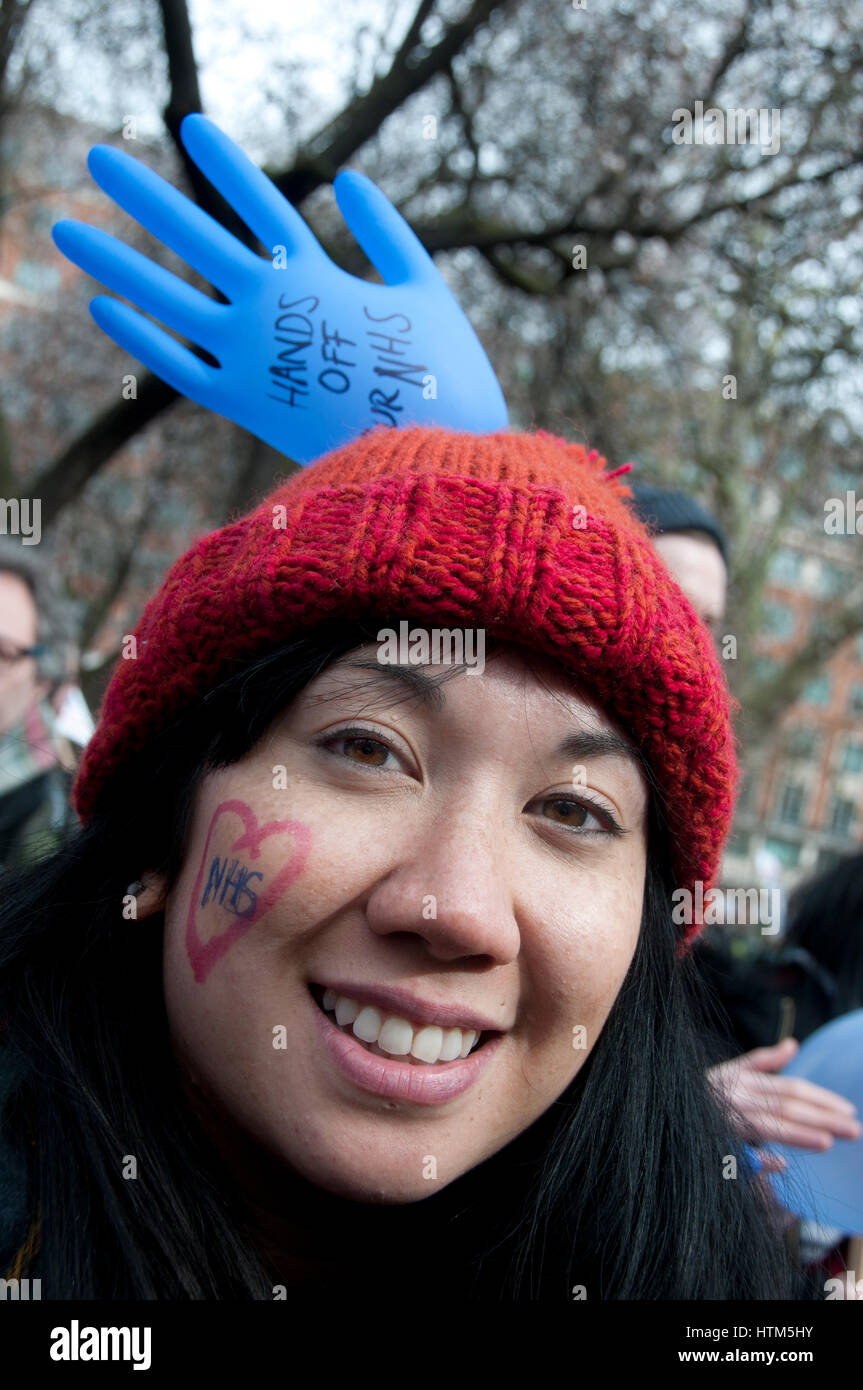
[0,425,809,1299]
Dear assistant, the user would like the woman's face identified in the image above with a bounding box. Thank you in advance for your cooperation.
[156,638,649,1203]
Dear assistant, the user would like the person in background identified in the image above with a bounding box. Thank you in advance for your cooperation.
[783,848,863,1029]
[697,850,863,1058]
[627,481,861,1158]
[715,846,863,1284]
[626,483,728,637]
[628,479,862,1295]
[0,539,89,871]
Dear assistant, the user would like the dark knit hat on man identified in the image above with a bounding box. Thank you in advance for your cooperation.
[627,482,729,568]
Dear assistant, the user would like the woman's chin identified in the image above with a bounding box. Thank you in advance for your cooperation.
[284,1168,440,1205]
[273,1138,464,1204]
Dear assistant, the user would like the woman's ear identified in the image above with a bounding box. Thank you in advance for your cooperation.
[126,870,169,920]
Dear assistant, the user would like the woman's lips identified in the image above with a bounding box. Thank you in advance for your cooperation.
[308,985,504,1105]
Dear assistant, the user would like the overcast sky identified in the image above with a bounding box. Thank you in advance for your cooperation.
[191,0,399,132]
[21,0,424,157]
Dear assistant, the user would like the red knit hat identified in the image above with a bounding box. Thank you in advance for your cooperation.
[74,424,739,939]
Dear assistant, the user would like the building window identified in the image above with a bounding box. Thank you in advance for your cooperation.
[856,632,863,663]
[828,798,856,836]
[841,743,863,774]
[763,600,795,639]
[848,684,863,716]
[803,674,832,706]
[764,836,802,867]
[820,564,849,599]
[777,783,805,826]
[13,259,61,295]
[785,727,818,759]
[767,549,801,585]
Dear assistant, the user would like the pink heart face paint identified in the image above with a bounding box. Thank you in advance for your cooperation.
[185,799,312,983]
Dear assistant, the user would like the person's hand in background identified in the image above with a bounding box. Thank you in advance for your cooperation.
[708,1037,862,1174]
[52,114,507,466]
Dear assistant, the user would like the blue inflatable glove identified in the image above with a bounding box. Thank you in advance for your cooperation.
[741,1144,763,1175]
[767,1009,863,1235]
[51,114,507,465]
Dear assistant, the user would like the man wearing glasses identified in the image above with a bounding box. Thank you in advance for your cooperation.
[0,542,86,871]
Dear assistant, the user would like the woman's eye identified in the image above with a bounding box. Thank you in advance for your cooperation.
[316,738,622,834]
[318,729,397,769]
[534,796,620,836]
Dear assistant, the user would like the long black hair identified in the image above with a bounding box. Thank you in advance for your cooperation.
[0,617,807,1299]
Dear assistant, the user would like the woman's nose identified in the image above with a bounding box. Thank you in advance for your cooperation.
[363,810,521,964]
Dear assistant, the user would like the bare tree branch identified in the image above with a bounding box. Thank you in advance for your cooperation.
[274,0,503,199]
[29,376,178,528]
[0,0,36,120]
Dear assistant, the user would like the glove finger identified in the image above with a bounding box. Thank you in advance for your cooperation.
[87,145,260,299]
[89,295,218,400]
[333,170,439,287]
[179,113,320,261]
[53,220,226,353]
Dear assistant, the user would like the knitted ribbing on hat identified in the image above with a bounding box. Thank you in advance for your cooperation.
[73,424,739,936]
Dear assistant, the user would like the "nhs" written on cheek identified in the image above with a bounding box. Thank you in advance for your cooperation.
[200,856,263,918]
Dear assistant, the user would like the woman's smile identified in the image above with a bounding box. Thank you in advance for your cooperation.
[308,982,508,1104]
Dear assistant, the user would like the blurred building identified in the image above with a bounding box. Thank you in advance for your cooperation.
[722,468,863,919]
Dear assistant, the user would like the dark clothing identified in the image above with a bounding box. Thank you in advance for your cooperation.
[693,934,840,1062]
[0,764,76,873]
[0,1028,39,1283]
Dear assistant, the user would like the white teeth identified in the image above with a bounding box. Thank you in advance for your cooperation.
[378,1017,413,1056]
[411,1026,443,1063]
[318,987,480,1064]
[353,1005,383,1044]
[439,1029,463,1062]
[333,994,358,1026]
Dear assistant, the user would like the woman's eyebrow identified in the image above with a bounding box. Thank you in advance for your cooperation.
[333,657,448,709]
[554,729,643,770]
[332,658,643,772]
